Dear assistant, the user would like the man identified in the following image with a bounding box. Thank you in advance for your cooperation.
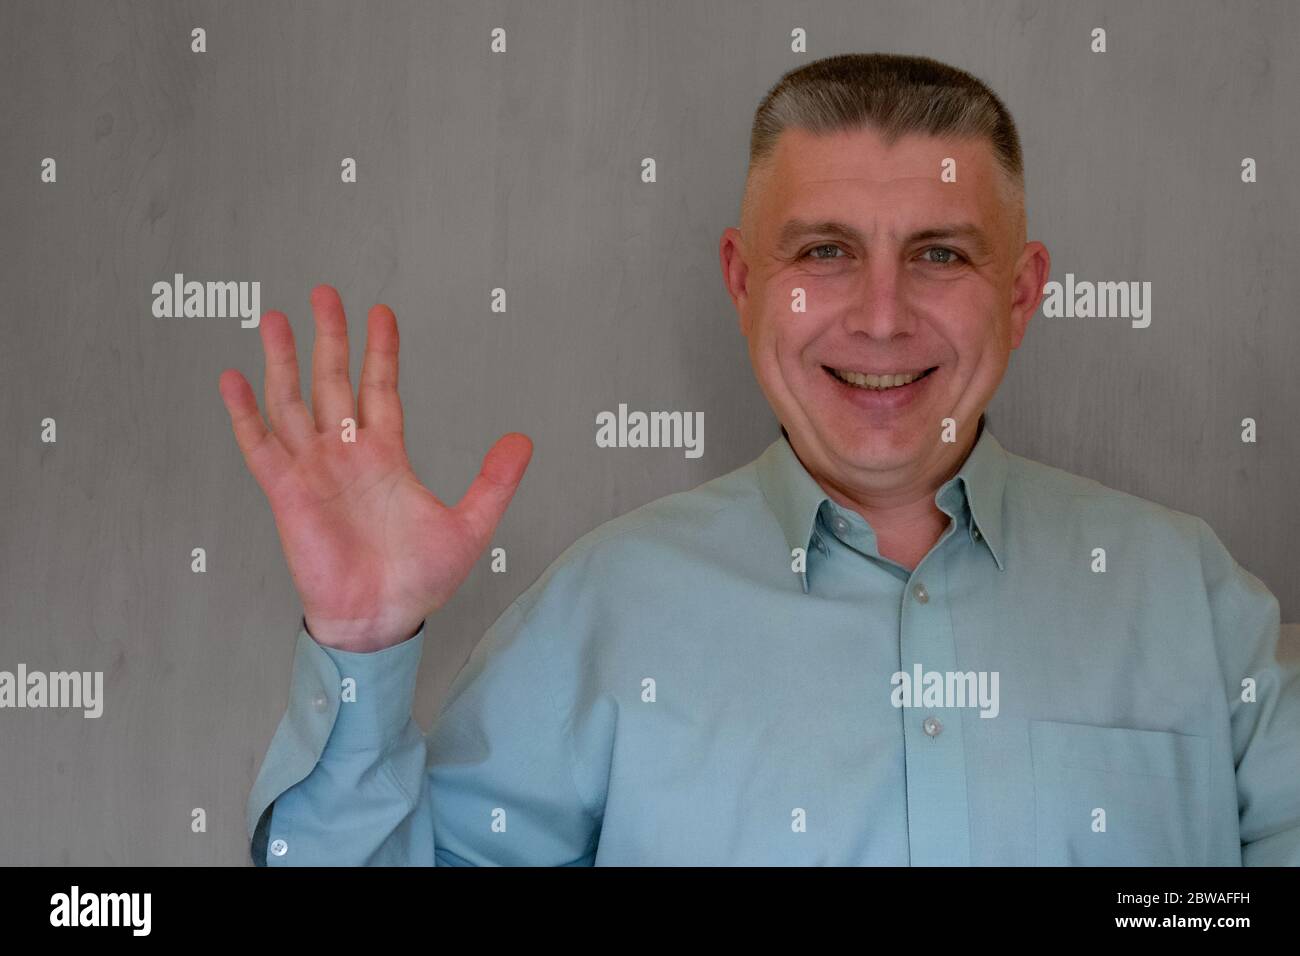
[220,53,1298,865]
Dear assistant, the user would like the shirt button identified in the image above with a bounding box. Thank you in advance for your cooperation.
[912,582,929,604]
[923,716,943,737]
[971,526,982,541]
[312,692,328,712]
[832,516,850,535]
[270,839,288,857]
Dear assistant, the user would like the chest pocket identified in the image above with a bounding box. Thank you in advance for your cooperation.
[1029,719,1209,866]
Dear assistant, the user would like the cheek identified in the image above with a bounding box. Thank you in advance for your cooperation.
[925,290,1001,350]
[959,329,1012,392]
[754,301,800,356]
[773,280,841,344]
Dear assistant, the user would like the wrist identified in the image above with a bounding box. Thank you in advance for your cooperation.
[302,613,425,652]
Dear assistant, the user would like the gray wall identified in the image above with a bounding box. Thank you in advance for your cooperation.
[1,0,1296,865]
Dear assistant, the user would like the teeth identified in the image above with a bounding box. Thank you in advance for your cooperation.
[831,367,926,390]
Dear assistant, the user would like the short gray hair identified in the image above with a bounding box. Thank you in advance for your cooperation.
[742,53,1025,242]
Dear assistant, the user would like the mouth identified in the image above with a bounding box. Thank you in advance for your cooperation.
[822,365,938,391]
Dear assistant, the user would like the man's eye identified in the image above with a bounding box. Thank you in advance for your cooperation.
[803,243,845,260]
[922,247,966,265]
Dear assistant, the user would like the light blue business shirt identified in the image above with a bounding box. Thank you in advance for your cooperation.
[247,416,1299,865]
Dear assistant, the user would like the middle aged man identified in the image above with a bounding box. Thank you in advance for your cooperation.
[223,53,1298,866]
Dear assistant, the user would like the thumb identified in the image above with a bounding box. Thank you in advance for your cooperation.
[454,432,533,542]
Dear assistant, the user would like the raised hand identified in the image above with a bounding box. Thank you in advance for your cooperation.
[218,285,532,652]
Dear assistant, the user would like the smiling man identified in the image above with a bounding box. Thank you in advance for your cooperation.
[229,53,1299,866]
[728,106,1044,570]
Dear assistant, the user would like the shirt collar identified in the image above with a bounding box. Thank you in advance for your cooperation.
[755,415,1008,592]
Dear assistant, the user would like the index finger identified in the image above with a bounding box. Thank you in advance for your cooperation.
[219,368,294,495]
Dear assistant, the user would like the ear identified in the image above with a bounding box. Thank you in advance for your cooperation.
[1007,240,1050,349]
[719,227,752,336]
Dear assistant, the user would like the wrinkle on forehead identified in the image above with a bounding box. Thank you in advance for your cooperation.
[741,130,1022,249]
[798,174,964,186]
[759,171,1012,256]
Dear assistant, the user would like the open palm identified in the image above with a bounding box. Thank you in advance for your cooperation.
[218,285,532,651]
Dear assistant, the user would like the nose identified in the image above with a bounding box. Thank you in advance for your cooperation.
[841,256,915,339]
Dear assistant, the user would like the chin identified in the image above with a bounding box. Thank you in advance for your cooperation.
[804,419,910,463]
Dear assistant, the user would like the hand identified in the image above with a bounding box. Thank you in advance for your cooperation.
[218,284,532,651]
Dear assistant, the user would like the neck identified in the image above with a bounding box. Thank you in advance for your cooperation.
[784,416,984,571]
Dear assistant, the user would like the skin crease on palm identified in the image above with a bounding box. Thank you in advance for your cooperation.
[219,124,1049,651]
[719,125,1051,571]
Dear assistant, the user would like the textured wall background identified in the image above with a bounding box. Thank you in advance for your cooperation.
[1,0,1296,865]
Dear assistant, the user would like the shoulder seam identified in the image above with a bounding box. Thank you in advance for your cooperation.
[1006,457,1207,526]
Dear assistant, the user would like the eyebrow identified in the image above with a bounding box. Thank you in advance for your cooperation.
[775,218,994,258]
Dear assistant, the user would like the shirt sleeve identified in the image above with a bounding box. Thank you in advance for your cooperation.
[246,596,601,866]
[1197,518,1300,865]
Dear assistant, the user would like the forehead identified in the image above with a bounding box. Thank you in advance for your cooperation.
[759,126,1006,233]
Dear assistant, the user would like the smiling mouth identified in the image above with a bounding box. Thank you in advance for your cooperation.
[823,365,938,391]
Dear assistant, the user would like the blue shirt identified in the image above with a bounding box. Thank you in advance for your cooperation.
[247,417,1299,865]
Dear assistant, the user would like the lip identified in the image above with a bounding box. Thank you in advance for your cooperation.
[821,364,937,410]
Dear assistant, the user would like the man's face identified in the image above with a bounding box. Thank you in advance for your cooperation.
[720,125,1049,497]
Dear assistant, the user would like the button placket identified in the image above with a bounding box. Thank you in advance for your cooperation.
[897,550,972,865]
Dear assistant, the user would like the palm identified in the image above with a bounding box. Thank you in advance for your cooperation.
[219,285,532,651]
[270,437,474,634]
